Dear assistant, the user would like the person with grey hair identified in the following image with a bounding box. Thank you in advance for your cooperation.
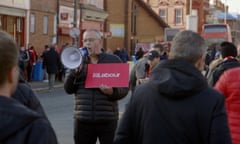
[114,30,231,144]
[64,29,128,144]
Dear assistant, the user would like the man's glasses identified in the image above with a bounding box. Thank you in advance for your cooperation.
[83,38,99,43]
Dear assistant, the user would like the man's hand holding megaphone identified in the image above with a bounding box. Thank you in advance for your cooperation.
[65,46,113,95]
[74,64,83,74]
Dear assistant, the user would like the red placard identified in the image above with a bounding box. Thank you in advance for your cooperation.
[85,63,129,88]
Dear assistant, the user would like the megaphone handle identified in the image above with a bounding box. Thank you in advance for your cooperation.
[75,63,84,73]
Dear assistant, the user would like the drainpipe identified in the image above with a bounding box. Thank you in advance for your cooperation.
[73,0,78,47]
[103,0,107,49]
[56,0,59,44]
[124,0,129,52]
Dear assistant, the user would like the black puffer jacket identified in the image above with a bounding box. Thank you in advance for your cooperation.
[114,59,231,144]
[0,96,58,144]
[64,52,129,122]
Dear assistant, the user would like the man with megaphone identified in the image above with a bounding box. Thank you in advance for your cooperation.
[64,29,129,144]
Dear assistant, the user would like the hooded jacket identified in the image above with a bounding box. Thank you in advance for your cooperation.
[0,96,58,144]
[114,59,231,144]
[12,83,48,120]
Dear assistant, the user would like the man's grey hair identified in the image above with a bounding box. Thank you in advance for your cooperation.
[170,30,206,64]
[84,29,102,39]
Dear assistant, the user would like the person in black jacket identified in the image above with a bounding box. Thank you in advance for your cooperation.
[64,29,129,144]
[0,30,58,144]
[42,46,61,91]
[12,69,48,120]
[135,47,144,60]
[114,30,231,144]
[207,41,240,86]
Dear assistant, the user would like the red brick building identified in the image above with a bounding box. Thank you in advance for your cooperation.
[29,0,57,54]
[144,0,210,33]
[0,0,57,54]
[0,0,28,47]
[105,0,168,55]
[58,0,108,48]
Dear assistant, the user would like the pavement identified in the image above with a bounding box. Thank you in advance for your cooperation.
[29,80,64,92]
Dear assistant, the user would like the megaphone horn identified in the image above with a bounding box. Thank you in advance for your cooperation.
[60,46,88,69]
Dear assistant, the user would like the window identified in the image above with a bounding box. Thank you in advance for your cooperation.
[159,9,167,22]
[175,8,182,25]
[43,16,48,34]
[88,0,97,5]
[30,14,35,33]
[17,17,23,32]
[204,25,227,33]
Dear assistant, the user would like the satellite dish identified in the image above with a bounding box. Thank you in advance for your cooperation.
[69,27,80,38]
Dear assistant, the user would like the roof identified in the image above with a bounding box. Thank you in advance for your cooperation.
[136,0,169,28]
[214,12,240,20]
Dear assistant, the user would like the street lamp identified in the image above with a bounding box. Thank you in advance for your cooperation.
[190,0,192,16]
[73,0,78,27]
[72,0,79,47]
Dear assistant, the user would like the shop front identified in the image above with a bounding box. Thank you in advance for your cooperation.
[0,6,25,47]
[58,4,108,47]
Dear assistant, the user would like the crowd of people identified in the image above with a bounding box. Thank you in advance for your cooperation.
[18,43,69,91]
[0,28,239,144]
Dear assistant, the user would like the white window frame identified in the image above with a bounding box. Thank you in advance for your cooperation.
[88,0,97,5]
[175,8,183,25]
[43,16,48,34]
[159,8,167,22]
[30,14,35,33]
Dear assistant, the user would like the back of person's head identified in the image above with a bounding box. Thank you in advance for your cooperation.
[220,41,237,58]
[152,43,164,53]
[170,30,206,64]
[0,31,18,85]
[50,45,55,51]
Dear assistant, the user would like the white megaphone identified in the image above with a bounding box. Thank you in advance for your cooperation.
[61,46,88,69]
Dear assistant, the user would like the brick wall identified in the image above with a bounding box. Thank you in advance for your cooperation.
[29,0,57,54]
[105,0,165,54]
[29,11,55,55]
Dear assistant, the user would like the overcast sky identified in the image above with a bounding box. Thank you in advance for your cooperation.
[210,0,240,13]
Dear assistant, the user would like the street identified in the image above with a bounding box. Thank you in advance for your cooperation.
[37,87,131,144]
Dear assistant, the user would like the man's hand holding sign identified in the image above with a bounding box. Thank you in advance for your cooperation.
[85,63,129,89]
